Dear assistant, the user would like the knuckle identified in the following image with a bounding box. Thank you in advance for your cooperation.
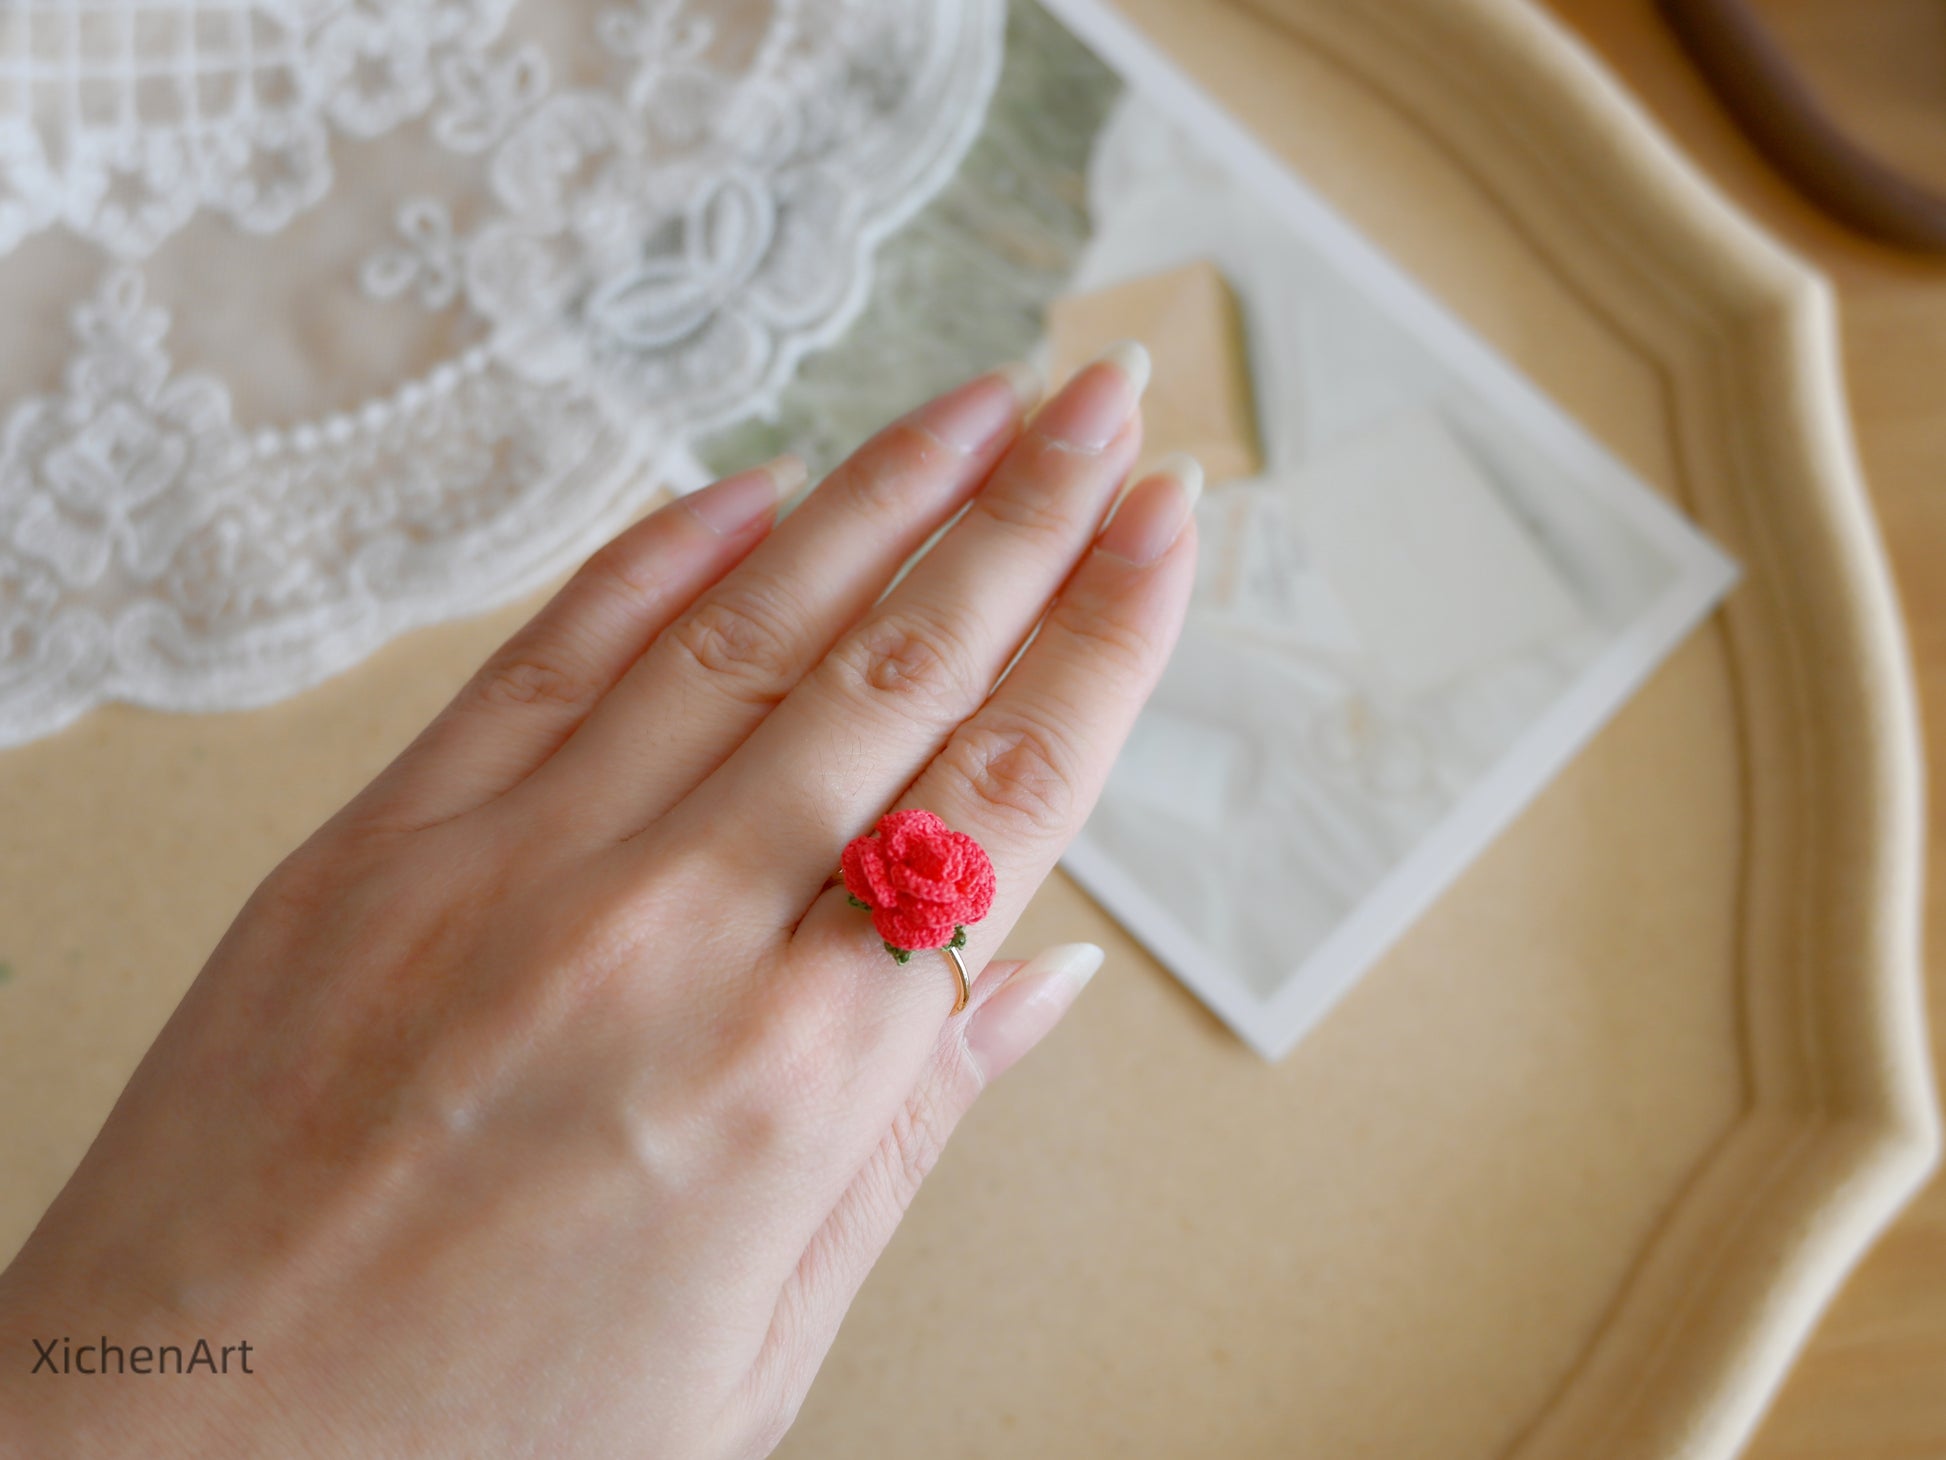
[473,648,589,714]
[606,1088,738,1199]
[832,606,981,713]
[1052,587,1157,676]
[245,848,342,932]
[972,470,1086,542]
[577,532,662,601]
[938,712,1079,835]
[608,1024,808,1197]
[663,586,801,705]
[257,828,391,913]
[834,421,954,515]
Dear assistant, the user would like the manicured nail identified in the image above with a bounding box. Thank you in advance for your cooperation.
[1096,453,1203,565]
[963,943,1105,1081]
[1034,340,1151,452]
[682,455,805,536]
[910,362,1043,453]
[993,360,1046,414]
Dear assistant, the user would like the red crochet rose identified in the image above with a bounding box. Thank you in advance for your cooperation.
[841,809,996,958]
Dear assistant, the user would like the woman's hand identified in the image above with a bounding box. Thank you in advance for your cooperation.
[0,346,1197,1459]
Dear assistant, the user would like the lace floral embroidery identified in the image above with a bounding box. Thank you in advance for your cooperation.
[0,0,523,259]
[0,0,1006,745]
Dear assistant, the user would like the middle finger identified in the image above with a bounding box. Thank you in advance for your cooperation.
[517,364,1040,842]
[663,342,1150,904]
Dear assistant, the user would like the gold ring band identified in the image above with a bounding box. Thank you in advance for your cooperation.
[943,943,970,1015]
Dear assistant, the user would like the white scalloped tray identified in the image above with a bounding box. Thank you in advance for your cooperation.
[780,1,1937,1455]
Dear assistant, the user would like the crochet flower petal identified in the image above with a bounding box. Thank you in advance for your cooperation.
[877,807,947,858]
[841,835,896,908]
[887,850,960,904]
[947,832,996,922]
[875,903,960,952]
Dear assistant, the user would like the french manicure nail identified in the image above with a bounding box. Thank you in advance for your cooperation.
[964,943,1105,1081]
[1034,340,1152,452]
[994,360,1045,413]
[1096,453,1203,566]
[911,362,1044,453]
[682,455,805,536]
[1098,339,1153,398]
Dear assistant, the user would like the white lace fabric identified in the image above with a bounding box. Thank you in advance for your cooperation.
[0,0,1005,746]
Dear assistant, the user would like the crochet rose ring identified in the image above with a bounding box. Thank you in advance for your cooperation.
[840,810,996,1013]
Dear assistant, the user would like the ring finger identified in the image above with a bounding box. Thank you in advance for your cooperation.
[764,457,1201,1188]
[664,342,1153,906]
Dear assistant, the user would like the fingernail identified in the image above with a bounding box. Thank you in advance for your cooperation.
[1034,341,1151,452]
[910,363,1043,453]
[1096,453,1203,566]
[993,360,1046,414]
[963,943,1105,1082]
[683,455,805,536]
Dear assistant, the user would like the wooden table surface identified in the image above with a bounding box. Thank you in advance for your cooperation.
[1525,4,1946,1456]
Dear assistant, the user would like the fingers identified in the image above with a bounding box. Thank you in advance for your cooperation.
[790,456,1200,1034]
[347,460,798,832]
[743,945,1102,1420]
[518,365,1042,843]
[907,459,1201,934]
[673,343,1153,904]
[959,942,1106,1079]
